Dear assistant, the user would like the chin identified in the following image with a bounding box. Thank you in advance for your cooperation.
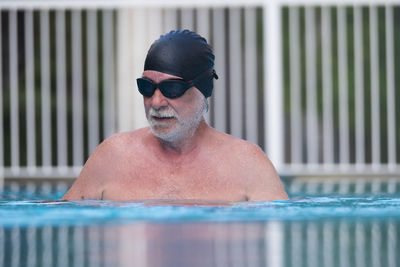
[151,123,194,143]
[148,115,202,142]
[149,123,174,137]
[151,129,179,142]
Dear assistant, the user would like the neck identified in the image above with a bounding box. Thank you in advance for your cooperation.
[157,118,208,155]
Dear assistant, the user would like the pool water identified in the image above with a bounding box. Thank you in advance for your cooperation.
[1,197,400,226]
[0,195,399,267]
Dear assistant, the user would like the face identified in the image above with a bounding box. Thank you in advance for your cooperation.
[142,70,207,142]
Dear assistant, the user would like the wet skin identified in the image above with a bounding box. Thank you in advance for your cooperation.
[62,71,289,202]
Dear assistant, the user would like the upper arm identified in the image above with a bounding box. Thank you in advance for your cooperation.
[62,137,119,200]
[243,144,289,201]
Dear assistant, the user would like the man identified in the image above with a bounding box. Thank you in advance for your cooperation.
[63,30,288,202]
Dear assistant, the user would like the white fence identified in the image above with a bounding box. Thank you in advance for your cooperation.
[0,0,399,184]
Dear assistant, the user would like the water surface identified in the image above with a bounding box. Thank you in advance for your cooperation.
[1,196,400,227]
[1,196,399,267]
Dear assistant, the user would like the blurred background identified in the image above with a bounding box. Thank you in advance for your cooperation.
[0,0,399,197]
[0,2,400,267]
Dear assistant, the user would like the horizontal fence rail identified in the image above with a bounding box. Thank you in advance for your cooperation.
[0,0,399,184]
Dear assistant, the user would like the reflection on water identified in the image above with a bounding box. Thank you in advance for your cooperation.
[0,220,399,267]
[0,197,400,267]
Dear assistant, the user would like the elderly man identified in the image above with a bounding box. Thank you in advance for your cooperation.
[63,30,288,202]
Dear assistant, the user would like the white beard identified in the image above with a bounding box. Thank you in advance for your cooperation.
[147,98,207,143]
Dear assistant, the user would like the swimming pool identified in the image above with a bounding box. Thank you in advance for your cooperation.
[0,189,399,267]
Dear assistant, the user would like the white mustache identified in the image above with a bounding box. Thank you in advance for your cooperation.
[149,108,177,119]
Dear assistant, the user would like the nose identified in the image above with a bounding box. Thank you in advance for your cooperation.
[150,88,168,108]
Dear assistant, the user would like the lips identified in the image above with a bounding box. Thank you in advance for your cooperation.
[152,116,175,121]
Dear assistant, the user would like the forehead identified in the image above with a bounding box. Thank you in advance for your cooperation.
[142,70,182,83]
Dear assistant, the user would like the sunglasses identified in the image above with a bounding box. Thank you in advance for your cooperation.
[136,70,216,99]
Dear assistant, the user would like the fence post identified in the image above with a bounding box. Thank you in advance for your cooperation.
[264,1,284,172]
[116,9,134,132]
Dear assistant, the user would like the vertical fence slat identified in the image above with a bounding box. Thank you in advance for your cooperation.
[265,2,284,168]
[322,7,334,165]
[181,8,194,30]
[25,10,36,170]
[305,7,318,164]
[195,8,210,62]
[142,8,163,127]
[72,10,84,166]
[56,10,67,168]
[116,9,131,132]
[244,7,258,144]
[229,8,242,138]
[338,7,350,165]
[212,8,227,133]
[40,10,52,168]
[385,6,396,168]
[369,6,381,166]
[195,8,211,123]
[87,9,99,154]
[132,9,148,129]
[102,10,115,139]
[147,9,163,47]
[10,10,20,170]
[163,9,177,33]
[289,7,302,164]
[354,6,365,166]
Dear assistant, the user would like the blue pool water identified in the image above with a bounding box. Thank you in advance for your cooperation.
[0,197,400,227]
[0,193,399,267]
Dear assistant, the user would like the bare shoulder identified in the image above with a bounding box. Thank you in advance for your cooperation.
[210,130,265,158]
[62,128,149,200]
[210,130,289,201]
[101,127,149,148]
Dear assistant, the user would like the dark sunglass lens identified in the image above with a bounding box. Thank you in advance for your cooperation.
[159,80,189,98]
[136,78,155,97]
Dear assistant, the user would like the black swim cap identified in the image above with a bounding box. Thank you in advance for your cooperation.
[144,30,218,98]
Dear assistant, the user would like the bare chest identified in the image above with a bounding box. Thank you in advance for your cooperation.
[103,159,247,201]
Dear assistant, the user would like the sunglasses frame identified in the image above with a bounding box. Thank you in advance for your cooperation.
[136,77,194,99]
[136,69,215,99]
